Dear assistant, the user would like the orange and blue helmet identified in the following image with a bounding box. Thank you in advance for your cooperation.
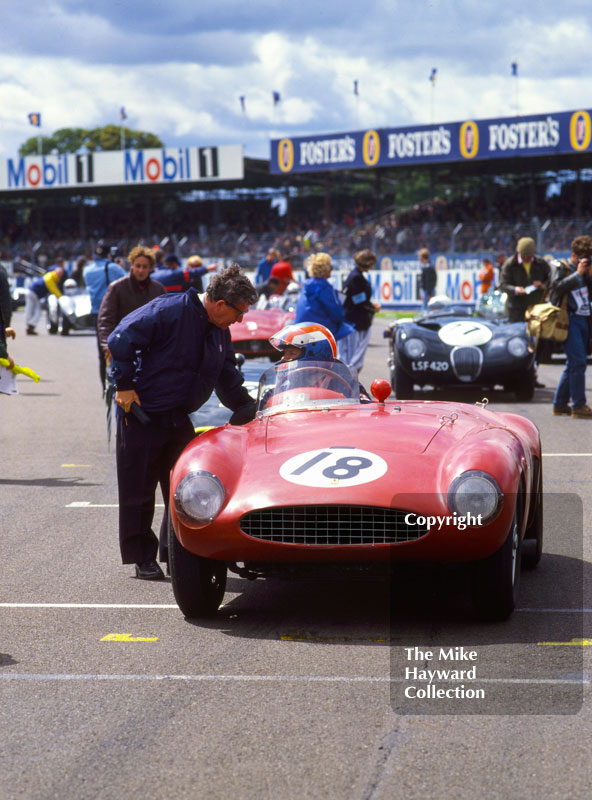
[269,322,337,361]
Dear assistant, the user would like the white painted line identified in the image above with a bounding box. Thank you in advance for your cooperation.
[0,674,588,684]
[517,608,589,613]
[543,453,592,457]
[66,502,164,508]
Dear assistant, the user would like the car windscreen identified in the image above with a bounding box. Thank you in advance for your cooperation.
[254,292,299,312]
[256,359,360,415]
[476,291,508,320]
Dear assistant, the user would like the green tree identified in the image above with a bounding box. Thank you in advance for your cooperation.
[19,125,163,156]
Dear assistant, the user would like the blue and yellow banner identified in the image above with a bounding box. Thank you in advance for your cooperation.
[271,108,592,174]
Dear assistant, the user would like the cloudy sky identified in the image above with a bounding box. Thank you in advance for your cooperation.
[1,1,590,160]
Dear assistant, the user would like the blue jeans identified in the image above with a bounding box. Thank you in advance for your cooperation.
[421,289,433,309]
[553,314,589,409]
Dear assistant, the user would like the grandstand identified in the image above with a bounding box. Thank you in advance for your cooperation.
[2,108,592,268]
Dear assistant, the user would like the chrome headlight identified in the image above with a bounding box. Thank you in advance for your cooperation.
[174,471,225,528]
[404,337,427,358]
[507,336,527,357]
[447,471,502,523]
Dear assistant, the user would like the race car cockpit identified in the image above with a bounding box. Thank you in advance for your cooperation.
[256,359,360,414]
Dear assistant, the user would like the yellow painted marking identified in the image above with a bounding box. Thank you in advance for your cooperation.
[100,633,158,642]
[537,638,592,646]
[61,464,92,468]
[280,632,388,643]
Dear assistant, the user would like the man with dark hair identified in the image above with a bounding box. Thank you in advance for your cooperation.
[550,235,592,418]
[108,264,257,580]
[256,260,294,298]
[418,248,437,308]
[254,248,280,284]
[152,253,216,293]
[338,249,381,377]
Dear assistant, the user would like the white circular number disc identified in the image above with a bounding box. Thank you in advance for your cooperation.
[280,446,387,488]
[438,320,492,347]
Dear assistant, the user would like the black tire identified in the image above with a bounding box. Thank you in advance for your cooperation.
[168,513,227,618]
[471,495,522,621]
[513,366,535,401]
[522,460,543,570]
[393,362,414,400]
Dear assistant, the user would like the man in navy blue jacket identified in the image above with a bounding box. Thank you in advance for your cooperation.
[151,253,216,293]
[108,264,257,580]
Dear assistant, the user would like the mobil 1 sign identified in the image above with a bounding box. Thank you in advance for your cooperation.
[0,145,244,191]
[365,269,482,307]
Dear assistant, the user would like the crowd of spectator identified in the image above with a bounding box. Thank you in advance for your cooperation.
[2,176,591,269]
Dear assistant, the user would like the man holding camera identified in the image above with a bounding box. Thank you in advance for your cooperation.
[550,235,592,417]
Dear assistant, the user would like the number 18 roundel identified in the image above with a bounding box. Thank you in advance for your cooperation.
[279,446,387,488]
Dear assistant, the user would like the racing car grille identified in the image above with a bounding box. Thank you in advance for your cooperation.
[240,506,429,545]
[450,346,483,382]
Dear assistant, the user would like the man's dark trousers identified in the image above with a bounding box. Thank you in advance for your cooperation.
[116,411,195,565]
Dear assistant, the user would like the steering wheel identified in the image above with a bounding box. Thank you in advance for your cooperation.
[288,365,353,394]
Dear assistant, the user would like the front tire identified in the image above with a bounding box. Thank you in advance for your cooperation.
[471,496,522,621]
[168,514,227,618]
[522,460,543,569]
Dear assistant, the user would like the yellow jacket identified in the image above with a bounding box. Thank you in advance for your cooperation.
[43,270,63,298]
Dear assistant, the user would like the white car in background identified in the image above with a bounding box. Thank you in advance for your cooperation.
[46,279,94,335]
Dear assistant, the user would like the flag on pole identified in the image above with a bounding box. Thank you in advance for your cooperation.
[429,68,437,85]
[239,95,246,113]
[120,106,127,120]
[272,91,281,105]
[28,112,41,127]
[353,80,359,96]
[511,61,518,76]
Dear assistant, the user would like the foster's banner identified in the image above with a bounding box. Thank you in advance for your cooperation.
[0,145,243,191]
[271,108,592,173]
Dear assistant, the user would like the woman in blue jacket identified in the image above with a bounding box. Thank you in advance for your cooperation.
[294,253,354,341]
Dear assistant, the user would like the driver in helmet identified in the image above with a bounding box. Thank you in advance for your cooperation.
[269,322,371,400]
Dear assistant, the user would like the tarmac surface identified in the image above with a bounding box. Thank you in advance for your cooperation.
[1,307,591,799]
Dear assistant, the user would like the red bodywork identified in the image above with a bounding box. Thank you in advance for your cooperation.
[230,306,295,358]
[170,398,541,567]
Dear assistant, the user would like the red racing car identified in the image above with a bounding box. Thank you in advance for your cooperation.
[169,360,543,621]
[230,293,297,359]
